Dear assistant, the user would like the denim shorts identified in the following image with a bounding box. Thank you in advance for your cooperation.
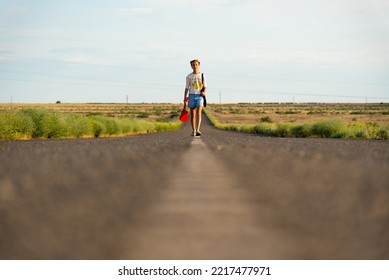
[188,94,204,109]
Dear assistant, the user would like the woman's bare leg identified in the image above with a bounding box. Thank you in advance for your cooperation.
[190,108,196,132]
[196,106,203,132]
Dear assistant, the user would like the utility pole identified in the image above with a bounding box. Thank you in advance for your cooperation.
[126,95,128,105]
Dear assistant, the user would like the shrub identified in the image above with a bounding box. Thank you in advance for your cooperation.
[365,122,380,139]
[355,131,366,139]
[224,124,240,132]
[137,112,149,118]
[169,111,180,119]
[274,123,293,137]
[364,123,389,140]
[63,115,90,138]
[0,108,183,141]
[253,123,274,135]
[153,122,180,132]
[291,124,311,138]
[117,118,133,134]
[106,118,121,135]
[260,116,273,123]
[125,118,141,133]
[41,113,67,138]
[0,111,35,140]
[377,128,389,140]
[310,119,345,138]
[87,118,106,137]
[87,115,120,135]
[21,108,66,138]
[20,108,47,137]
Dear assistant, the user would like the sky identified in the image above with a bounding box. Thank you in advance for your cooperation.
[0,0,389,104]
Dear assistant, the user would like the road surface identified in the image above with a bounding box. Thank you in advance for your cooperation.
[1,116,388,259]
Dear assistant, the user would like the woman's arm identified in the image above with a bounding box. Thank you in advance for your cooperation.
[183,88,189,102]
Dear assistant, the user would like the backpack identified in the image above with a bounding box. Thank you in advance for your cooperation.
[201,73,207,107]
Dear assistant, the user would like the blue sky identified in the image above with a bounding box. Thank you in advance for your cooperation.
[1,0,389,103]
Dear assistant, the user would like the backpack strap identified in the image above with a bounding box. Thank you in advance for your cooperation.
[201,73,207,107]
[201,73,204,92]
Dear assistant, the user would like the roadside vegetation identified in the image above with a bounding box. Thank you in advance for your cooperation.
[2,102,388,140]
[0,104,182,141]
[205,103,389,140]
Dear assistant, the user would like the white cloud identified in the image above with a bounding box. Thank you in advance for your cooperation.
[246,48,389,70]
[7,5,28,16]
[0,50,14,61]
[1,0,388,103]
[57,52,106,65]
[109,8,153,16]
[149,0,252,9]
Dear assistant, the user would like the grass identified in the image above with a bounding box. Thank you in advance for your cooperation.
[0,104,182,141]
[204,103,389,140]
[2,102,388,140]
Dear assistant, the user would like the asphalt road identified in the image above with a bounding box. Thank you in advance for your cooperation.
[1,116,388,259]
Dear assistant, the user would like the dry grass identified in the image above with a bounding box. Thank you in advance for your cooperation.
[207,103,389,126]
[0,103,182,121]
[0,103,183,140]
[205,103,389,139]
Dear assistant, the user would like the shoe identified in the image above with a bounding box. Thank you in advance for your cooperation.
[191,130,196,136]
[196,131,202,136]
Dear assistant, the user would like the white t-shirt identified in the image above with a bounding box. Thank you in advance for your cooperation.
[185,72,207,95]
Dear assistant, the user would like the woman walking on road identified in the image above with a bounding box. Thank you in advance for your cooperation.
[183,59,207,136]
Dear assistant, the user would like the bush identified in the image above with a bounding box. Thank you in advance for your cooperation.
[0,111,35,140]
[137,112,149,118]
[0,108,183,141]
[204,108,389,140]
[291,124,310,138]
[87,118,106,137]
[310,119,345,138]
[253,123,274,135]
[224,124,240,132]
[274,123,293,137]
[63,115,90,138]
[87,115,120,136]
[117,118,133,134]
[377,128,389,140]
[105,118,121,135]
[365,122,380,139]
[364,123,389,140]
[169,111,180,119]
[260,116,273,123]
[20,108,46,137]
[41,114,67,139]
[21,108,66,138]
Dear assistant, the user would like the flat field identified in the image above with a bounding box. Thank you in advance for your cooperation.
[0,103,182,121]
[206,103,389,126]
[3,102,387,125]
[1,102,389,140]
[0,103,182,140]
[204,103,389,140]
